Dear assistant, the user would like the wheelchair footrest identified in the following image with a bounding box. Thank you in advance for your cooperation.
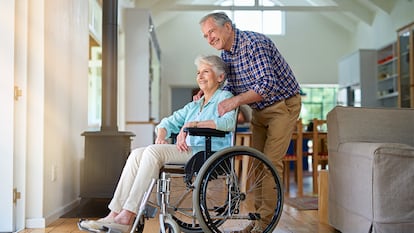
[105,228,123,233]
[144,204,158,218]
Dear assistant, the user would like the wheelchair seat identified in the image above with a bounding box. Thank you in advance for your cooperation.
[161,127,229,185]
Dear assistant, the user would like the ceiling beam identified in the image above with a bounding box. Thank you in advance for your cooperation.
[319,12,358,33]
[332,0,376,25]
[368,0,397,14]
[167,4,345,12]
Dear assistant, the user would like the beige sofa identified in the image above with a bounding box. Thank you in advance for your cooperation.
[326,106,414,233]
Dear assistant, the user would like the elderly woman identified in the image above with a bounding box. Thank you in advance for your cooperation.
[80,54,236,232]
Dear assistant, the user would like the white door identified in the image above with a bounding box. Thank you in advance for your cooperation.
[0,1,26,231]
[0,0,16,231]
[0,71,15,230]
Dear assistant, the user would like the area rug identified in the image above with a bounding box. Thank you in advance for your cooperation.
[285,196,318,210]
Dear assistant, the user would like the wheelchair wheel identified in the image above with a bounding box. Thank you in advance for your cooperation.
[193,146,283,233]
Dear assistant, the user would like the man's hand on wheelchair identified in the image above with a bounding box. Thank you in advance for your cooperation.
[193,89,203,101]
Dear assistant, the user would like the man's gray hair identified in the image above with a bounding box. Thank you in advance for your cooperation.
[199,12,234,29]
[195,55,228,78]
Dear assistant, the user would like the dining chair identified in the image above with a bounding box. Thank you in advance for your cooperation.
[311,118,328,194]
[283,119,303,196]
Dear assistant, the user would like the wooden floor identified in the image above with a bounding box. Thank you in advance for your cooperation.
[20,172,338,233]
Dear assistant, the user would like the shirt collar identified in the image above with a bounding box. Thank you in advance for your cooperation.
[223,28,240,55]
[196,89,222,109]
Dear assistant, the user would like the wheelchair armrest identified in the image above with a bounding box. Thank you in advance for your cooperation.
[184,127,228,137]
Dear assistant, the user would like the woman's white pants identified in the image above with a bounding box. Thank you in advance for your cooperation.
[108,144,192,213]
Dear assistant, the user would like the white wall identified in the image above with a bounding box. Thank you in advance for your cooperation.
[25,0,45,227]
[123,9,156,148]
[124,9,150,122]
[269,12,352,85]
[41,0,89,225]
[20,0,89,227]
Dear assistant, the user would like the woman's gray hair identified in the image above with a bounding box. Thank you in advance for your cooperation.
[195,55,228,79]
[199,12,235,29]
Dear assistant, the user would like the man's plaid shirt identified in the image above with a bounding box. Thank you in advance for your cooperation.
[222,28,300,110]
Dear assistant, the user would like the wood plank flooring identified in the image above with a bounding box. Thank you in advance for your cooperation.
[20,172,338,233]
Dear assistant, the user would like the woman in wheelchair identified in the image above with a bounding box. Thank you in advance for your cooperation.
[79,54,236,232]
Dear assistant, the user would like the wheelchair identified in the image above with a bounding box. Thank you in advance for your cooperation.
[76,127,284,233]
[128,127,284,233]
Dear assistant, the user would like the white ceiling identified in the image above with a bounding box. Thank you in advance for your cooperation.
[121,0,399,32]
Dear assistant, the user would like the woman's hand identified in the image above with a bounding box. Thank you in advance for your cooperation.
[175,130,190,152]
[155,128,168,144]
[155,136,168,144]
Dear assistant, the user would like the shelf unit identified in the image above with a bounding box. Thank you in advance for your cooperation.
[376,42,398,107]
[397,22,414,108]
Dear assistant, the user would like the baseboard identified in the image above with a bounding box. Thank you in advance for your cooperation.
[25,218,45,228]
[45,198,81,225]
[24,198,81,228]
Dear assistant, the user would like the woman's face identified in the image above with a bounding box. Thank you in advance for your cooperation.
[201,18,233,51]
[196,62,223,93]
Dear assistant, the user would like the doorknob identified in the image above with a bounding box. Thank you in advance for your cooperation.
[14,86,22,101]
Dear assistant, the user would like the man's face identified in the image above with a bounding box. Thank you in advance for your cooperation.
[201,18,233,51]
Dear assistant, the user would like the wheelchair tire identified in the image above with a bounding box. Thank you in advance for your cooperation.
[193,146,283,233]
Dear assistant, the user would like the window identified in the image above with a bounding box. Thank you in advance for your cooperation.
[88,45,102,128]
[300,85,338,125]
[219,0,285,35]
